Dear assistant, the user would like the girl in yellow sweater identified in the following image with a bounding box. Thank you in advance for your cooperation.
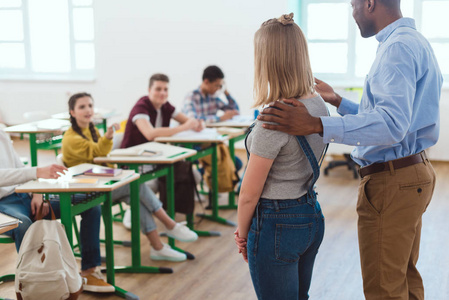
[62,93,197,263]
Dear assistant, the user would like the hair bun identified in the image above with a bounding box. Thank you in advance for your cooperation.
[277,13,294,25]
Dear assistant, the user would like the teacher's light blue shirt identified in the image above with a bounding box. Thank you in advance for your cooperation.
[321,18,443,167]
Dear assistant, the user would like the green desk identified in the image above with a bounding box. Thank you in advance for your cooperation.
[206,124,252,210]
[155,129,245,228]
[15,163,140,299]
[94,142,198,264]
[5,119,70,167]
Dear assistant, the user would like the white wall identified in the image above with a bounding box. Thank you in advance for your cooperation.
[0,0,289,125]
[427,90,449,161]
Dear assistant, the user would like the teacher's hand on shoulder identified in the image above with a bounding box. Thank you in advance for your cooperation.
[257,100,323,136]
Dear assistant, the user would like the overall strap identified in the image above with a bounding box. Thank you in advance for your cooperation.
[295,135,320,202]
[245,121,324,202]
[244,122,257,161]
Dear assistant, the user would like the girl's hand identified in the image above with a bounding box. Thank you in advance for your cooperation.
[241,247,248,263]
[234,228,248,262]
[105,123,120,139]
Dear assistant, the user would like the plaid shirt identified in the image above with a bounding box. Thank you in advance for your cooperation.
[182,88,239,123]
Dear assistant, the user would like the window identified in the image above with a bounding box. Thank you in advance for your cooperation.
[297,0,449,86]
[0,0,95,81]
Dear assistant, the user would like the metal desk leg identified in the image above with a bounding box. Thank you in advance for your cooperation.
[102,119,107,132]
[101,192,115,285]
[114,166,172,274]
[29,133,38,167]
[102,193,140,299]
[59,194,73,246]
[220,137,238,210]
[166,165,195,260]
[196,143,236,226]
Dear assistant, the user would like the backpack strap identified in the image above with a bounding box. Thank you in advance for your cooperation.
[35,199,56,221]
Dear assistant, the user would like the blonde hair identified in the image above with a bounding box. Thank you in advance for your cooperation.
[253,13,314,107]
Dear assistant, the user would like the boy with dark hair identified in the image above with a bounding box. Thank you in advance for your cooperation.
[182,65,239,123]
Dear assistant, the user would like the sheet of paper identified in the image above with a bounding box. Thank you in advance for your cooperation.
[171,128,220,139]
[0,212,20,228]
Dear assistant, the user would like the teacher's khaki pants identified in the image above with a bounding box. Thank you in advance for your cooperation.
[357,159,436,300]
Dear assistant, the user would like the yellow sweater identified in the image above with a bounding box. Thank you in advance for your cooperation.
[62,127,113,168]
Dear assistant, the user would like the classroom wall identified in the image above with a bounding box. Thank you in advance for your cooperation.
[0,0,289,125]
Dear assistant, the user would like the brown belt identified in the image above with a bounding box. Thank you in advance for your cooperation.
[359,152,426,178]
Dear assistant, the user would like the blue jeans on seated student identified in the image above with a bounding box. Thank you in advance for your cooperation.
[0,192,101,271]
[247,196,325,300]
[111,183,162,234]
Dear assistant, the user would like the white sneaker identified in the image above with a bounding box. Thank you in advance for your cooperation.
[122,208,131,230]
[150,243,187,262]
[166,223,198,242]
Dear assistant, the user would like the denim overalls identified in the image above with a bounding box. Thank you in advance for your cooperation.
[245,123,325,300]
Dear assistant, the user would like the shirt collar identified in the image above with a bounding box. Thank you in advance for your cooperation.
[194,86,207,98]
[376,17,416,43]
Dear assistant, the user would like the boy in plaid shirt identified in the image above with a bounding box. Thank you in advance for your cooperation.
[182,66,239,123]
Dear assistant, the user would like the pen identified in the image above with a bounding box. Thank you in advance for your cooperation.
[144,150,158,154]
[167,151,188,159]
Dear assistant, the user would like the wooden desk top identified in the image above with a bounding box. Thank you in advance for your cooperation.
[4,118,71,134]
[206,119,254,128]
[15,163,139,193]
[0,223,18,235]
[155,128,233,144]
[206,115,254,128]
[94,142,197,165]
[215,127,247,139]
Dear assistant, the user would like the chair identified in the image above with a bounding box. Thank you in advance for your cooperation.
[324,153,359,179]
[0,235,15,285]
[110,131,128,223]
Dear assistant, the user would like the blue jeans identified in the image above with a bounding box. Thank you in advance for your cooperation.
[111,183,163,234]
[247,196,325,300]
[0,192,101,271]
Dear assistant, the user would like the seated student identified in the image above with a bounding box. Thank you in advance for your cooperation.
[121,73,203,148]
[0,129,114,293]
[182,66,243,172]
[62,93,198,262]
[182,65,239,123]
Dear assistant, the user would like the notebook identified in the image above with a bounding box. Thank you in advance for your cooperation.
[83,167,122,177]
[69,178,99,185]
[0,212,21,229]
[108,148,161,157]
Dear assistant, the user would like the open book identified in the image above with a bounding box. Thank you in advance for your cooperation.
[108,148,161,157]
[84,167,122,177]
